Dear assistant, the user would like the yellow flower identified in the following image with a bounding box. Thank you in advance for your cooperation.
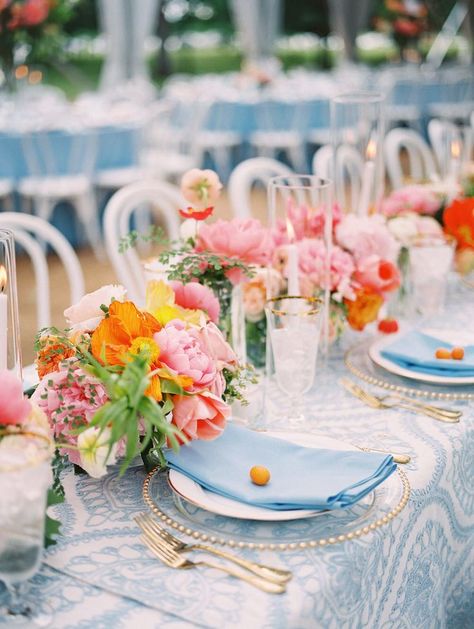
[145,280,203,326]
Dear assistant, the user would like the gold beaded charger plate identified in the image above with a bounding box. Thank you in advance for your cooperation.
[143,442,410,551]
[167,432,370,522]
[346,340,474,401]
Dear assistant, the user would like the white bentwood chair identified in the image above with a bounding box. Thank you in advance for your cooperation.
[384,128,438,189]
[228,157,294,218]
[0,213,85,330]
[312,144,364,212]
[103,180,184,303]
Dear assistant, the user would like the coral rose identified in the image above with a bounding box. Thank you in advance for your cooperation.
[354,256,401,294]
[344,287,384,331]
[171,391,230,442]
[0,370,31,425]
[19,0,49,26]
[170,281,220,324]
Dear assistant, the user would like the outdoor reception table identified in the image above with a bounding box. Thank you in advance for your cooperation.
[12,284,472,629]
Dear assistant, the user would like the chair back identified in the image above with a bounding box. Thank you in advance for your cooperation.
[228,157,294,218]
[313,144,364,212]
[427,119,464,177]
[384,128,438,189]
[103,180,183,303]
[0,213,85,329]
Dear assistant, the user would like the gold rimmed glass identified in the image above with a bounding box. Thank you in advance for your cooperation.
[0,429,54,627]
[265,295,323,425]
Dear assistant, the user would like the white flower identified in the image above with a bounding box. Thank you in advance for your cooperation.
[388,214,418,246]
[64,285,127,334]
[179,218,197,242]
[77,427,117,478]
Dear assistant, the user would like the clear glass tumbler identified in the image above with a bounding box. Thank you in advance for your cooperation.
[0,430,53,627]
[409,235,455,318]
[265,296,322,425]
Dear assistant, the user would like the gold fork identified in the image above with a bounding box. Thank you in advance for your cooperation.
[135,513,292,585]
[340,379,460,423]
[140,531,287,594]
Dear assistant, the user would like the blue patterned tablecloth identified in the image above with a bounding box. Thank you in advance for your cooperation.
[5,287,473,628]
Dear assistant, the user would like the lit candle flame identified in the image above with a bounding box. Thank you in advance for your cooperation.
[0,265,6,293]
[366,140,377,161]
[451,140,461,159]
[286,217,296,243]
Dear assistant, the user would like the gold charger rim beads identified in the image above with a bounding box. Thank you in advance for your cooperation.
[142,467,410,551]
[344,341,474,401]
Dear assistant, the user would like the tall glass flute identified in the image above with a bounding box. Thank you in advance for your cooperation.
[0,430,53,627]
[265,296,322,425]
[330,92,385,215]
[0,229,22,379]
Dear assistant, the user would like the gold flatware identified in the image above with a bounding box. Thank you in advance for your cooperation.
[379,391,462,419]
[135,513,292,585]
[140,531,287,594]
[357,446,411,465]
[340,378,460,423]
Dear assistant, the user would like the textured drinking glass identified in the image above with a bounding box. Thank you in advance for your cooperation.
[409,235,454,318]
[0,229,22,379]
[267,175,333,361]
[330,92,385,215]
[265,296,322,425]
[0,431,53,626]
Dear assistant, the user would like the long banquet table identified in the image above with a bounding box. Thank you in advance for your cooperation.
[3,284,473,629]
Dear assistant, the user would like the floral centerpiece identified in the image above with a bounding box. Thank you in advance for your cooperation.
[31,281,243,478]
[0,0,74,92]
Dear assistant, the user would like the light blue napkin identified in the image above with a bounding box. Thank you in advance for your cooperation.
[166,424,396,511]
[381,330,474,377]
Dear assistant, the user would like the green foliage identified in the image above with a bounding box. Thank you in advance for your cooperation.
[45,488,64,548]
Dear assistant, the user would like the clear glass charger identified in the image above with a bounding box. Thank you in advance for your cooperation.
[143,467,410,551]
[345,340,474,401]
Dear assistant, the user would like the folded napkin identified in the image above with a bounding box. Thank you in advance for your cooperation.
[166,424,396,511]
[381,330,474,377]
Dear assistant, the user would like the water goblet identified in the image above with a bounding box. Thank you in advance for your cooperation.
[0,430,53,627]
[265,296,322,425]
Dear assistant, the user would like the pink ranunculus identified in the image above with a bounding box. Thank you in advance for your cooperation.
[354,255,401,295]
[381,185,442,217]
[190,322,237,371]
[154,321,217,392]
[335,214,400,263]
[273,201,343,246]
[197,219,273,279]
[297,238,356,300]
[20,0,49,26]
[181,169,222,206]
[0,370,31,425]
[31,362,109,465]
[170,281,220,324]
[171,391,230,442]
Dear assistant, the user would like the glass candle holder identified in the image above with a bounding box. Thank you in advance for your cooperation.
[0,229,22,379]
[330,91,385,215]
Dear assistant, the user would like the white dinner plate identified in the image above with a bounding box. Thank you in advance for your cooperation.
[369,332,474,386]
[168,431,371,522]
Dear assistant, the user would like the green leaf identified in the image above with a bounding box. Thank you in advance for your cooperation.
[44,488,64,548]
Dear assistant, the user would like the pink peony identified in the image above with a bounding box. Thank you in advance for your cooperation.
[31,363,109,465]
[197,219,273,281]
[20,0,49,26]
[354,255,401,294]
[171,391,230,442]
[381,185,441,217]
[335,214,400,263]
[154,321,217,392]
[273,201,343,246]
[0,370,31,425]
[297,238,356,300]
[192,321,237,371]
[181,169,222,206]
[170,281,220,324]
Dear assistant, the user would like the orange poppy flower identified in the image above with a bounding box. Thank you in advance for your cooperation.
[90,301,192,401]
[344,287,384,331]
[443,198,474,249]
